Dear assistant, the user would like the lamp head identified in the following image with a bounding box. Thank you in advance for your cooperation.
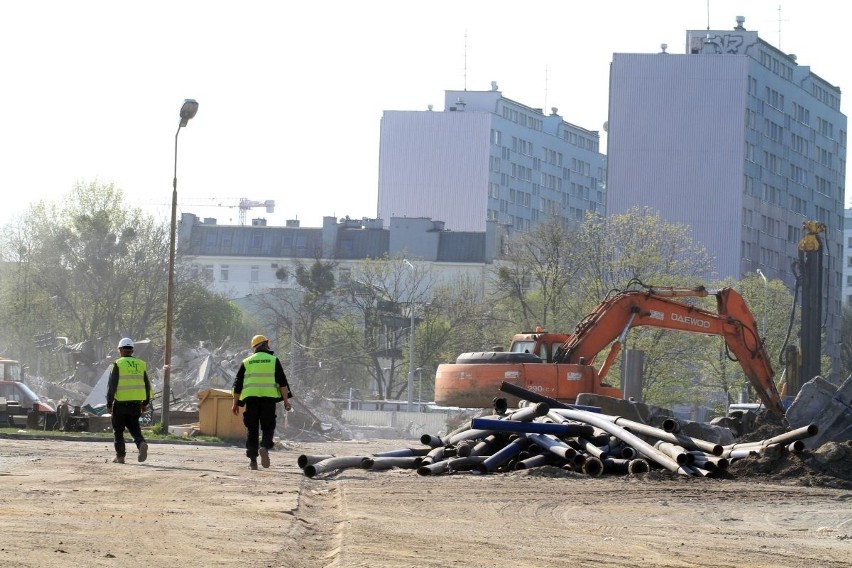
[179,99,199,127]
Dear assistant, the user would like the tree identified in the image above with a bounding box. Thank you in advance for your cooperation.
[841,304,852,382]
[174,280,248,348]
[0,181,171,369]
[331,256,431,400]
[244,258,339,391]
[573,206,714,306]
[494,216,583,331]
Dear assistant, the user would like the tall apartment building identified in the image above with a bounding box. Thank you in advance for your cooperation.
[844,208,852,305]
[606,16,847,377]
[377,84,606,233]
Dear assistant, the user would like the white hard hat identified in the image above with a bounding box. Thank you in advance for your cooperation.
[118,337,134,349]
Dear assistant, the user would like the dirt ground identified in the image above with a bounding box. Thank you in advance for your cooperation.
[1,435,850,568]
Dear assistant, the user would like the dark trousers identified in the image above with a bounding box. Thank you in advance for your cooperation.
[242,398,277,459]
[111,401,146,457]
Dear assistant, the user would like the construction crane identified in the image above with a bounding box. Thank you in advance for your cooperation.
[168,197,276,225]
[236,198,275,225]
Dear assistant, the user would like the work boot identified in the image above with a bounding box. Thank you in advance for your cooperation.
[113,455,125,464]
[259,447,270,468]
[249,459,258,470]
[138,441,148,463]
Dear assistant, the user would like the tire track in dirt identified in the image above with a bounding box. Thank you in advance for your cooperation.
[271,476,348,568]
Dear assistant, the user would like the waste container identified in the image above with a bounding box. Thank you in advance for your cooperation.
[198,388,245,440]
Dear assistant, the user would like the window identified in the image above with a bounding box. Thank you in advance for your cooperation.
[202,265,213,280]
[220,265,229,281]
[250,265,259,283]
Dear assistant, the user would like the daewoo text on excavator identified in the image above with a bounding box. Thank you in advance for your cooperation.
[434,284,786,417]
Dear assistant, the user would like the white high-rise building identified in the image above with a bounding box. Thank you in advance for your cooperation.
[377,84,606,233]
[606,17,847,377]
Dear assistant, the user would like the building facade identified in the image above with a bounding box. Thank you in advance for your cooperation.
[844,208,852,305]
[177,213,502,299]
[377,84,606,233]
[606,17,847,378]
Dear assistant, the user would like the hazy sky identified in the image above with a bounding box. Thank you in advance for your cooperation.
[1,1,847,229]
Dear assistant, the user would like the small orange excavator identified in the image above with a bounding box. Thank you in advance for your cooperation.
[434,284,785,417]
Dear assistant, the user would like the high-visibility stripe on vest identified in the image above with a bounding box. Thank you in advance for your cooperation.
[114,357,148,402]
[237,352,280,399]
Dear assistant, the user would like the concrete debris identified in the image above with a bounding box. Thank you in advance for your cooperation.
[785,374,852,449]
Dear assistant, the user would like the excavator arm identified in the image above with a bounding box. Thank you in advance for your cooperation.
[554,286,785,417]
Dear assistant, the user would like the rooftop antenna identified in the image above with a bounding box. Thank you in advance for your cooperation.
[706,0,710,30]
[777,4,788,48]
[463,30,468,91]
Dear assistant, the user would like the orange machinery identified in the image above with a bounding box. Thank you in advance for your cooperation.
[434,285,785,416]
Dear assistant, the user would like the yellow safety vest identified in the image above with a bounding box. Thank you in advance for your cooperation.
[114,357,148,402]
[238,352,280,400]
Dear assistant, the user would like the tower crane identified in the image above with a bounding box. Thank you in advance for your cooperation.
[236,198,276,225]
[171,197,276,225]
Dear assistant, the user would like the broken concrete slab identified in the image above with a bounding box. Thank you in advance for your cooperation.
[785,375,852,449]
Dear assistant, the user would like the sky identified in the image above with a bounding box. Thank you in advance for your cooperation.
[0,1,848,230]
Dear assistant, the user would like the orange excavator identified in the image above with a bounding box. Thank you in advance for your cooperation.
[434,284,785,417]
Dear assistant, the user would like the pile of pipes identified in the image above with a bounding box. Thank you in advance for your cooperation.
[298,383,819,479]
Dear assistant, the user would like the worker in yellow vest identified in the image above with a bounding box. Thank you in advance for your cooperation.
[231,334,293,470]
[106,337,153,464]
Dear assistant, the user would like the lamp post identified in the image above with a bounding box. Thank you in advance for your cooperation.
[403,259,415,412]
[756,268,768,339]
[162,99,198,431]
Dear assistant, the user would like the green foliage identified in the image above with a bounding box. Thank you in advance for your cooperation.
[0,181,170,365]
[174,281,247,348]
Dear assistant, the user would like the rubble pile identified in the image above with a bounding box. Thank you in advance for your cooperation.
[27,341,251,413]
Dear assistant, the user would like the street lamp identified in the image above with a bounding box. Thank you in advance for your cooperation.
[756,268,768,339]
[403,259,415,412]
[162,99,198,430]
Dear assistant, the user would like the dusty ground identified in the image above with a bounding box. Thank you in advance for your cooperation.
[1,435,850,568]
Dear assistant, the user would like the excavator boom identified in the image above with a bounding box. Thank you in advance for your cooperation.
[554,287,784,416]
[434,284,785,417]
